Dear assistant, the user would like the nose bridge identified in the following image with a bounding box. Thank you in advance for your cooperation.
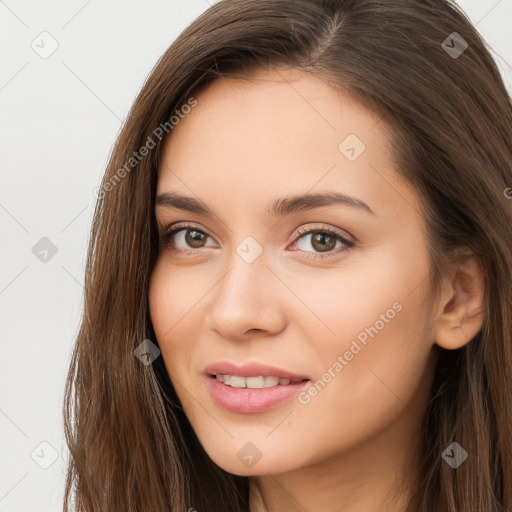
[218,241,271,309]
[206,239,285,337]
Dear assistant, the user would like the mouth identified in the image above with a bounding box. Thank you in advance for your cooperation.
[204,362,311,413]
[212,373,308,388]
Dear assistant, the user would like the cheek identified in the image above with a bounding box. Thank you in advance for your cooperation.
[294,255,434,429]
[148,259,204,341]
[273,303,434,477]
[148,262,193,379]
[302,284,434,437]
[148,264,172,349]
[149,261,188,330]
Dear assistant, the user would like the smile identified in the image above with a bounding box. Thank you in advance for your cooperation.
[214,374,304,388]
[207,375,311,413]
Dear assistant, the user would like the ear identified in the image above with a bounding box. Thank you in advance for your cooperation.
[434,252,486,350]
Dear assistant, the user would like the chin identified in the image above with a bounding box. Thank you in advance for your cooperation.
[199,437,303,477]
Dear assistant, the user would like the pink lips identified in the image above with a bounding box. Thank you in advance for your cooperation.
[204,361,311,414]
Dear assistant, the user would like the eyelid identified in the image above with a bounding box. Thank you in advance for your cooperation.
[286,224,355,260]
[159,221,354,242]
[159,221,218,253]
[291,223,356,245]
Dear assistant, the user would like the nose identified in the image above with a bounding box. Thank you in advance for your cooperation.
[205,248,287,341]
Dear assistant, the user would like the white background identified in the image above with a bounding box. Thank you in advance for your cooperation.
[0,0,511,510]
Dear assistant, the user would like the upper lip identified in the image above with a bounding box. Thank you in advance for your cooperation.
[205,361,311,381]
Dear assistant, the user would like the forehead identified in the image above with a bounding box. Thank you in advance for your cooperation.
[156,68,421,224]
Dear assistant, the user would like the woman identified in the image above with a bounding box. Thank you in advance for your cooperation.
[63,0,512,510]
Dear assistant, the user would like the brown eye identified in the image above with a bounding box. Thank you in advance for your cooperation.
[289,225,356,260]
[310,231,338,252]
[160,224,216,254]
[184,229,207,248]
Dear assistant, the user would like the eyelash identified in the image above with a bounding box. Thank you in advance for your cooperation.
[158,222,356,260]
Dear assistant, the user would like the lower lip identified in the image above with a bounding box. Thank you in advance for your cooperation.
[206,376,311,413]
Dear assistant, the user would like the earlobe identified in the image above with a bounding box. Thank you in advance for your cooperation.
[434,254,486,350]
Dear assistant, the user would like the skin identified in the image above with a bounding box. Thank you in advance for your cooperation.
[148,68,485,512]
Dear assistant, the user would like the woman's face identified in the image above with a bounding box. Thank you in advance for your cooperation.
[149,68,438,477]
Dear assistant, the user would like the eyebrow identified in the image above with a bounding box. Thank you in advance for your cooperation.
[155,191,376,217]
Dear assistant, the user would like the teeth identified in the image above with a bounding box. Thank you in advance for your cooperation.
[229,375,246,388]
[247,376,265,389]
[263,376,279,388]
[214,374,298,389]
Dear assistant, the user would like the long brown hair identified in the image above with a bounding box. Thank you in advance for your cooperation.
[63,0,512,510]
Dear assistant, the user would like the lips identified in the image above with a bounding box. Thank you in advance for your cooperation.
[204,361,311,382]
[204,361,312,413]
